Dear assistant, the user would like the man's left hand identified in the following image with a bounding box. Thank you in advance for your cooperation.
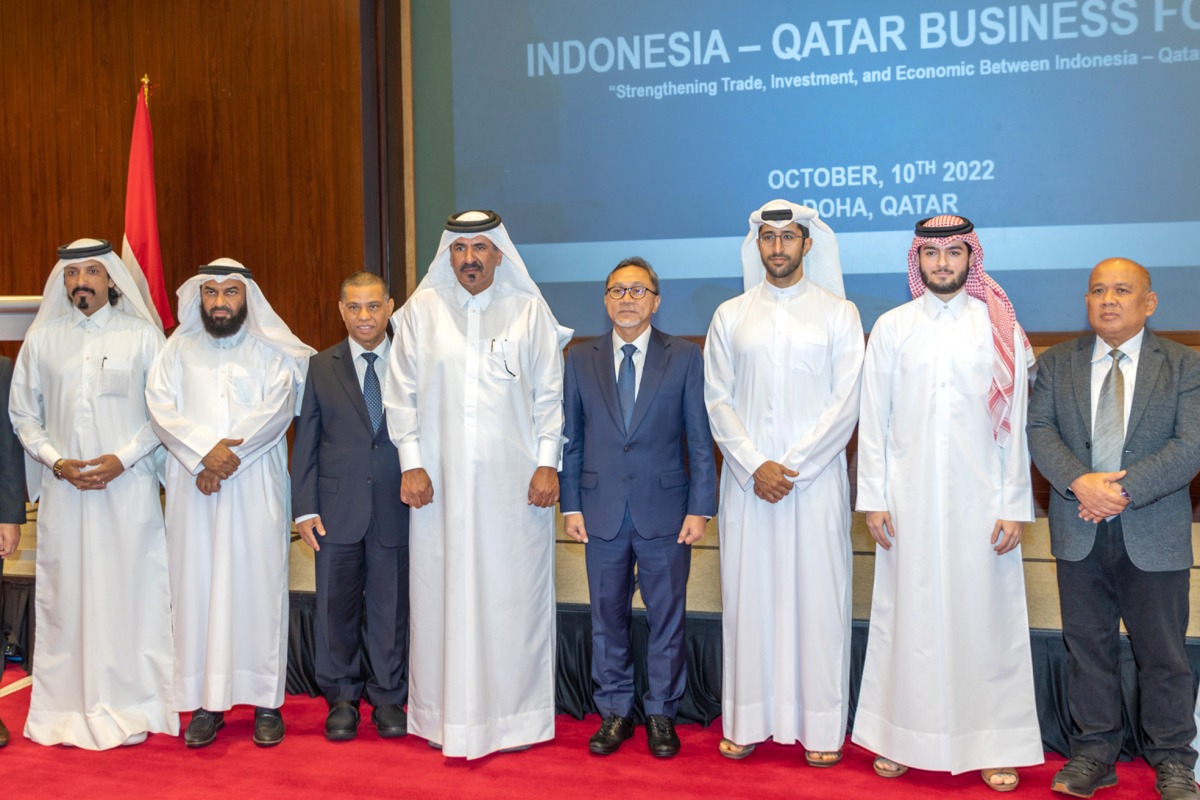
[76,454,126,489]
[991,519,1024,555]
[528,466,559,508]
[196,469,223,496]
[677,514,706,545]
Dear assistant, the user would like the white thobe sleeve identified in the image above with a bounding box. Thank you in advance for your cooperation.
[855,315,893,512]
[9,333,59,468]
[383,305,422,471]
[146,344,223,474]
[999,332,1035,522]
[528,304,565,469]
[225,352,299,471]
[780,300,865,491]
[113,327,166,470]
[704,307,768,490]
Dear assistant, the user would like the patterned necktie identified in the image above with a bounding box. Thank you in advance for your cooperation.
[362,351,383,434]
[1092,348,1125,472]
[617,343,636,432]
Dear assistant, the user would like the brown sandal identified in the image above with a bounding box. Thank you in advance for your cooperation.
[718,738,756,760]
[805,749,843,767]
[873,756,909,778]
[981,768,1020,792]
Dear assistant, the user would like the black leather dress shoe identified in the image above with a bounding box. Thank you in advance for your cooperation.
[588,714,634,755]
[325,700,359,741]
[184,709,225,748]
[253,707,285,747]
[1156,761,1200,800]
[372,703,407,738]
[0,716,9,747]
[646,715,681,758]
[1051,756,1117,797]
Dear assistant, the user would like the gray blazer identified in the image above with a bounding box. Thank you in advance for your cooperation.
[1027,329,1200,571]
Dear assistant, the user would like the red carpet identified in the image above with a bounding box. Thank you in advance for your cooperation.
[0,670,1165,798]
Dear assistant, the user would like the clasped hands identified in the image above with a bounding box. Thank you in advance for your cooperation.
[1070,470,1128,523]
[196,437,244,496]
[59,454,125,490]
[753,460,798,504]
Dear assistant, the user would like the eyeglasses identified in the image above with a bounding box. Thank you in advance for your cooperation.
[758,232,804,245]
[605,286,658,300]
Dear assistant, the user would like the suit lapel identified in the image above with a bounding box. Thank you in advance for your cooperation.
[590,335,625,434]
[334,339,374,434]
[1126,330,1162,442]
[627,329,668,437]
[1071,336,1095,436]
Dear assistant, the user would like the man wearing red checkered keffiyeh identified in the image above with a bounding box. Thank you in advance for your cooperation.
[853,215,1042,790]
[907,215,1034,445]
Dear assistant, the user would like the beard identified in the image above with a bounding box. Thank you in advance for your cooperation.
[72,286,95,310]
[762,251,802,281]
[921,265,970,296]
[200,301,248,338]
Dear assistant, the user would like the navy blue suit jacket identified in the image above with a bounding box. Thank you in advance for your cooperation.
[560,328,716,540]
[291,339,408,546]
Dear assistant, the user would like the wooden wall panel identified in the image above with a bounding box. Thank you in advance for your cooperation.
[0,0,366,352]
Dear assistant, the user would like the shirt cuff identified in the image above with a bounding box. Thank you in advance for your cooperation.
[37,442,61,468]
[295,513,318,524]
[399,441,423,472]
[562,510,581,516]
[536,438,561,469]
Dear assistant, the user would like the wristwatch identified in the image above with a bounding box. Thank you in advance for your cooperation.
[52,458,66,480]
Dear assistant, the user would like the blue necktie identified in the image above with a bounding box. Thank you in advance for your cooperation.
[618,343,636,432]
[362,352,383,434]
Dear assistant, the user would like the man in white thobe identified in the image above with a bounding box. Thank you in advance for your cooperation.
[146,260,314,748]
[10,238,176,749]
[383,209,570,759]
[852,215,1043,790]
[704,200,863,765]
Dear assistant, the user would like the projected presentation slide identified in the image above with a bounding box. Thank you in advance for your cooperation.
[443,1,1200,334]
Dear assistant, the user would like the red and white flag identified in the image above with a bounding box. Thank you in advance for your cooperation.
[121,78,174,330]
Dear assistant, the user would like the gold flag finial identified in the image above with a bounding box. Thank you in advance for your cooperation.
[140,74,152,106]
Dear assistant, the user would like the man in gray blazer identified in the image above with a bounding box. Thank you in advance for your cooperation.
[1028,258,1200,800]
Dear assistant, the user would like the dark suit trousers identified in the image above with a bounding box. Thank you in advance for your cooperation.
[1057,516,1195,767]
[586,506,691,719]
[314,518,409,707]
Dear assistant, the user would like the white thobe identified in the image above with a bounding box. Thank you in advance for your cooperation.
[704,277,863,750]
[146,327,297,712]
[9,303,177,749]
[852,291,1042,773]
[384,282,563,759]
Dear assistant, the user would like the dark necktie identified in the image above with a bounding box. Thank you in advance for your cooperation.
[1092,348,1125,472]
[362,351,383,434]
[618,343,636,432]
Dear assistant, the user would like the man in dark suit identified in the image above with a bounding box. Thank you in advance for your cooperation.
[1028,258,1200,800]
[292,271,409,741]
[560,256,717,758]
[0,356,26,747]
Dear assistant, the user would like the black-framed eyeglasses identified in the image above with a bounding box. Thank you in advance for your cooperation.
[606,286,658,300]
[758,232,804,245]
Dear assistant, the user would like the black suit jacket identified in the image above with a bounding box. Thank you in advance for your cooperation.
[291,339,407,546]
[0,357,26,525]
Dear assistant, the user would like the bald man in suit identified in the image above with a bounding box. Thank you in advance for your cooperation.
[1028,258,1200,800]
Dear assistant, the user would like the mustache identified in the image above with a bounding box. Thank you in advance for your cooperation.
[460,261,482,270]
[72,286,95,296]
